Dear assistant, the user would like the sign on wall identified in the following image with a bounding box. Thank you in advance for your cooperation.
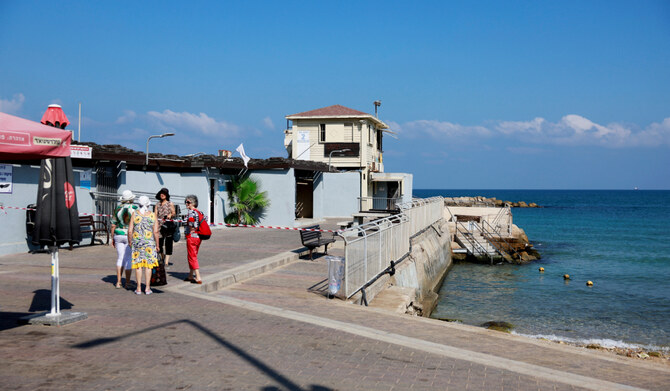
[71,145,92,159]
[296,131,310,160]
[80,169,92,190]
[0,164,12,194]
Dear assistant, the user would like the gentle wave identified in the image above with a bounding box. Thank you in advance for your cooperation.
[511,331,670,352]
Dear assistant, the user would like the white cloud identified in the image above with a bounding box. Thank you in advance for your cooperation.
[633,117,670,147]
[395,119,490,139]
[0,93,25,114]
[399,114,670,148]
[147,109,240,137]
[116,110,137,124]
[263,116,274,129]
[497,117,545,135]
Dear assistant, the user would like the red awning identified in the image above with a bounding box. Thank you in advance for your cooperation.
[41,104,70,129]
[0,112,72,160]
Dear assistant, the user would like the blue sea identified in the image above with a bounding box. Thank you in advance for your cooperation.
[415,189,670,351]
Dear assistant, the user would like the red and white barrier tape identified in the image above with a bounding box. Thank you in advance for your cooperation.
[0,205,341,233]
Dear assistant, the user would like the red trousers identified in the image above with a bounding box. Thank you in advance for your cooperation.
[186,235,201,270]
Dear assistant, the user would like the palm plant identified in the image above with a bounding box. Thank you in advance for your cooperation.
[224,177,270,225]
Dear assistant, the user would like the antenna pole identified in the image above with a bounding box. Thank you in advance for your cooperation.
[78,102,81,142]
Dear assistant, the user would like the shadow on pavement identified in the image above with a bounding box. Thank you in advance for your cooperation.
[72,318,333,391]
[0,312,34,331]
[28,289,73,312]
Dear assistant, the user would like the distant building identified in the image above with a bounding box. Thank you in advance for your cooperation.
[284,104,411,212]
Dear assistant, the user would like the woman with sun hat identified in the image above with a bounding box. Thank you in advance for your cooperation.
[128,195,160,294]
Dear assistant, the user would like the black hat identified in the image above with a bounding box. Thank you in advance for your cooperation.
[156,188,170,201]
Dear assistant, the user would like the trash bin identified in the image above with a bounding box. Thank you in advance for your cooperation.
[326,256,345,297]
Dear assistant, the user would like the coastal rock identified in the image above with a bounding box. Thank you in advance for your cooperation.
[442,196,541,208]
[480,321,514,333]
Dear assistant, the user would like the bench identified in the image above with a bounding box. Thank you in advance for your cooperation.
[78,215,109,245]
[299,225,336,260]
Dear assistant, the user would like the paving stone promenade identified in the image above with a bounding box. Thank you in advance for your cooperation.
[1,222,668,390]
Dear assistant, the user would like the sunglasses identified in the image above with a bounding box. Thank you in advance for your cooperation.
[185,201,191,204]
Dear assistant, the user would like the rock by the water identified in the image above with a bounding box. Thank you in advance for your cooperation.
[481,321,514,333]
[443,196,541,208]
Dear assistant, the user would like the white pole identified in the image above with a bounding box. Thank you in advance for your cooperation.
[78,102,81,142]
[55,248,60,314]
[47,247,61,317]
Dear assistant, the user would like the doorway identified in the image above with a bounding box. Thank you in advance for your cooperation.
[295,170,314,218]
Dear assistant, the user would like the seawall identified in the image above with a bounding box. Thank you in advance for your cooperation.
[362,219,452,317]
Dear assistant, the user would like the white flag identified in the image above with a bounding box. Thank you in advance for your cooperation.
[236,143,250,168]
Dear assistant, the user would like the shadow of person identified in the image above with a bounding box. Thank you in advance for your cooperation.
[167,271,191,281]
[28,289,74,312]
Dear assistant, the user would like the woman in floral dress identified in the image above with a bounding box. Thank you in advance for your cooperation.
[127,196,160,295]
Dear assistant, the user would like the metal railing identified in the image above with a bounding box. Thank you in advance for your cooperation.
[454,221,495,263]
[340,196,444,298]
[481,219,520,259]
[340,214,410,298]
[398,197,444,237]
[491,203,512,236]
[358,196,401,212]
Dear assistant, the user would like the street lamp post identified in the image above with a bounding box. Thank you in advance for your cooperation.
[146,132,175,165]
[328,148,351,171]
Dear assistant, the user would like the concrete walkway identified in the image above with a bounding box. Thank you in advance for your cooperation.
[0,223,668,390]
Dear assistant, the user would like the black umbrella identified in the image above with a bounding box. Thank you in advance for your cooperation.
[31,156,82,317]
[32,157,82,247]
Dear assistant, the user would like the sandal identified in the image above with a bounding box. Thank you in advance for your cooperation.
[135,290,142,295]
[115,283,122,289]
[145,289,153,295]
[184,277,194,282]
[192,280,202,284]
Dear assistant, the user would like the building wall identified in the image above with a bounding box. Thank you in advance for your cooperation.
[313,172,360,218]
[122,169,222,222]
[290,119,380,169]
[248,169,295,226]
[0,163,41,255]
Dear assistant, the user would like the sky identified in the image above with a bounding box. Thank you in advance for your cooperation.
[1,1,669,189]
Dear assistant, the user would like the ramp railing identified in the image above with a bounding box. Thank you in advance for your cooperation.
[340,197,444,299]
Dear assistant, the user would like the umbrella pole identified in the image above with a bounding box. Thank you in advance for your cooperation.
[48,246,60,317]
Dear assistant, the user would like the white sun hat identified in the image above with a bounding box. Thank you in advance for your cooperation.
[119,190,135,202]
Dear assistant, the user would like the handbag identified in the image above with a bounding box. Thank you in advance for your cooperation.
[173,224,181,242]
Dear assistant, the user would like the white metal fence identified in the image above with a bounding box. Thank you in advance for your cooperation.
[339,196,444,298]
[398,197,444,237]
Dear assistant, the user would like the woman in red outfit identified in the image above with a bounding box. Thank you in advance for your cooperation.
[184,194,203,284]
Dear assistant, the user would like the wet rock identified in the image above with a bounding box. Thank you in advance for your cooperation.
[481,321,514,333]
[586,343,601,349]
[436,317,463,323]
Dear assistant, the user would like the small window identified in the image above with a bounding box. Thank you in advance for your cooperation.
[344,122,353,138]
[320,124,326,142]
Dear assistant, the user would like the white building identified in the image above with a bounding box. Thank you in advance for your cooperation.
[284,104,411,212]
